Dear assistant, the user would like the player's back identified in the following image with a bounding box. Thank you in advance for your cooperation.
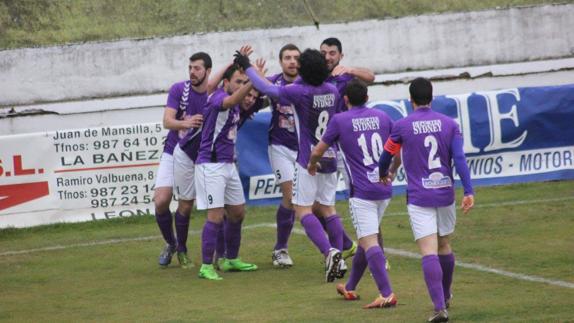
[395,107,459,207]
[279,80,340,172]
[332,107,393,200]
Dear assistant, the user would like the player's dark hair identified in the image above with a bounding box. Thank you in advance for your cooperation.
[189,52,212,69]
[321,37,342,53]
[279,44,300,60]
[223,64,241,81]
[409,77,433,106]
[298,49,329,86]
[345,79,368,106]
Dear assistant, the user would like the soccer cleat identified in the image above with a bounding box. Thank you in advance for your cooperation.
[363,293,398,309]
[427,309,449,322]
[385,258,391,271]
[198,264,223,281]
[337,259,348,279]
[177,251,195,269]
[342,241,357,260]
[325,248,342,283]
[336,283,360,300]
[221,258,258,272]
[158,245,176,267]
[272,249,294,268]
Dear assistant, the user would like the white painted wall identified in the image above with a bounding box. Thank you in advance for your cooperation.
[0,4,573,106]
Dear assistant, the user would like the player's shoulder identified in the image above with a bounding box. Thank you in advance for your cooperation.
[267,73,282,84]
[169,80,189,92]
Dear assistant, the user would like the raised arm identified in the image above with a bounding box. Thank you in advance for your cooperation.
[332,65,375,84]
[207,63,232,95]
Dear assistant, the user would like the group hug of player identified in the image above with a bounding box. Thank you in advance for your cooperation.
[151,37,474,322]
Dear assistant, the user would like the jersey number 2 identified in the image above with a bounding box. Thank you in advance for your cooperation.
[424,135,441,169]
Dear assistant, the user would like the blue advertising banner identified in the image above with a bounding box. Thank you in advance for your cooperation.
[236,84,574,205]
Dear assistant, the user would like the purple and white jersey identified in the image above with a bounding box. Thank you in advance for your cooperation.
[326,73,354,112]
[267,73,298,151]
[164,81,207,155]
[278,80,340,173]
[389,107,462,207]
[196,88,241,164]
[322,106,393,200]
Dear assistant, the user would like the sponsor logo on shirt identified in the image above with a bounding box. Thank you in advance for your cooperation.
[352,117,380,132]
[412,119,442,135]
[313,94,336,109]
[422,171,452,189]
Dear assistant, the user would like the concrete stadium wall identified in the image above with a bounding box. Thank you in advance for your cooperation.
[0,3,572,106]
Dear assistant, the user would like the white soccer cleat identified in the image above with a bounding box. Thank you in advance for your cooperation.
[325,248,342,283]
[272,248,294,268]
[337,258,348,279]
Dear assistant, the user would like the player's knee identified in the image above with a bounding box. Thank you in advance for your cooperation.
[177,200,193,217]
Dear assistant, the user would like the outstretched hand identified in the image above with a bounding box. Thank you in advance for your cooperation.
[234,50,251,70]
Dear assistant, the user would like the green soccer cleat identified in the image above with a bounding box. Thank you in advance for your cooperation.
[342,241,358,260]
[177,252,195,269]
[198,264,223,281]
[221,258,258,272]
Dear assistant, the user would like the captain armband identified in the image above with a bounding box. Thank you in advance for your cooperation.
[383,139,401,155]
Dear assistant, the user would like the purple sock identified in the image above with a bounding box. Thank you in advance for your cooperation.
[317,214,327,229]
[342,230,354,250]
[422,255,446,311]
[325,215,344,250]
[346,246,367,291]
[215,223,226,258]
[274,204,294,250]
[366,246,393,297]
[174,211,190,253]
[201,221,222,264]
[439,253,455,300]
[225,218,243,259]
[155,209,175,247]
[300,214,332,256]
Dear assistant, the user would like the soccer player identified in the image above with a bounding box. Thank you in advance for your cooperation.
[155,52,211,268]
[266,44,300,268]
[378,77,475,322]
[195,55,259,281]
[319,37,376,259]
[237,48,347,282]
[320,37,375,112]
[308,79,398,308]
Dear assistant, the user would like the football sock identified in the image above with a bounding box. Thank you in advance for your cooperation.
[300,214,332,256]
[201,221,222,265]
[325,214,344,251]
[274,204,294,250]
[155,209,175,247]
[422,255,446,311]
[215,221,226,258]
[225,218,243,259]
[439,253,455,300]
[366,246,393,297]
[346,246,367,291]
[174,211,190,253]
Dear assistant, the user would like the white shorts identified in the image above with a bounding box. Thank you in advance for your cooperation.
[268,144,297,184]
[407,203,456,241]
[195,163,246,210]
[173,145,196,200]
[349,197,391,239]
[154,152,174,189]
[292,163,337,207]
